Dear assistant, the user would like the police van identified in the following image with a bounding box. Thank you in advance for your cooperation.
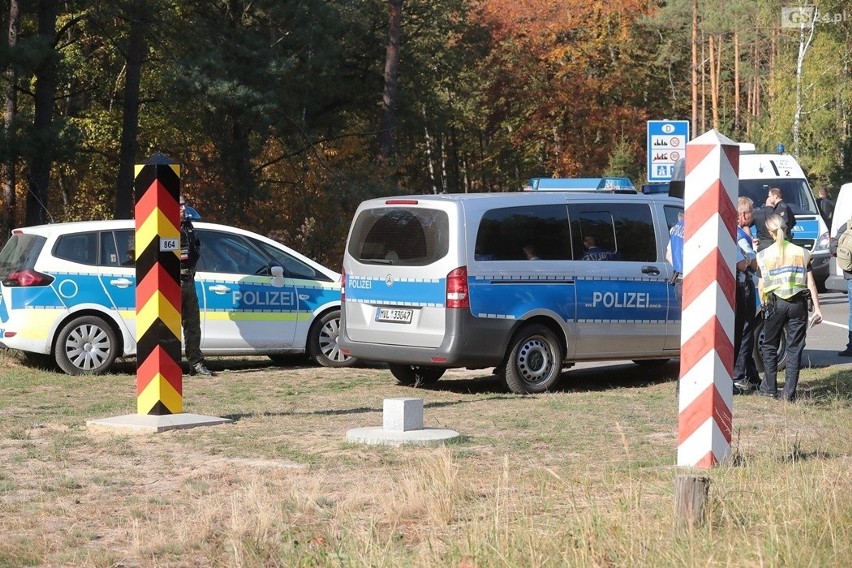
[339,191,684,394]
[736,144,831,288]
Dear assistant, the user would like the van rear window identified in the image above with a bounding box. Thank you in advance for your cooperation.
[348,208,449,266]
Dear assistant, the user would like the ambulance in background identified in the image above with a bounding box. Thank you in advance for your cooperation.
[737,143,831,290]
[670,144,830,289]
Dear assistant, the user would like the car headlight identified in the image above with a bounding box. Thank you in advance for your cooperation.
[813,231,830,253]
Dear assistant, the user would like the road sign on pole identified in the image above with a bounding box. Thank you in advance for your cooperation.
[647,120,690,182]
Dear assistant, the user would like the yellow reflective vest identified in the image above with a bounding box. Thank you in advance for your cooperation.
[757,241,810,301]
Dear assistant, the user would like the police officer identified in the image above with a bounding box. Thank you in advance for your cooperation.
[768,187,796,240]
[756,213,822,401]
[665,211,685,303]
[733,197,760,393]
[180,195,215,376]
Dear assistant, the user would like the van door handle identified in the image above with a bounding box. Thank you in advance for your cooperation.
[109,278,133,288]
[209,285,231,294]
[642,266,661,275]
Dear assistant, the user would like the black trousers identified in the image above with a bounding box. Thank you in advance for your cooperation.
[759,294,808,400]
[181,278,204,366]
[733,279,759,384]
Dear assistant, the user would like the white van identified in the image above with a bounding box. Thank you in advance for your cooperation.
[737,144,831,288]
[339,192,684,393]
[825,182,852,292]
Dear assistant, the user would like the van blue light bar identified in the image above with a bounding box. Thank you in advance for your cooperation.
[526,177,636,193]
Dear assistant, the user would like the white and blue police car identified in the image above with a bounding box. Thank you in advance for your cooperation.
[0,219,355,374]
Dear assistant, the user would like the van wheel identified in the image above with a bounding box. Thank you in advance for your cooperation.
[753,317,786,372]
[309,310,357,368]
[54,315,118,375]
[503,324,563,394]
[389,364,445,386]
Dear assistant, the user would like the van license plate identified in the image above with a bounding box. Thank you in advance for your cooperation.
[376,308,413,323]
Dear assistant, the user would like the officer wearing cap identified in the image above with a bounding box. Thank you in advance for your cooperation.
[180,195,215,376]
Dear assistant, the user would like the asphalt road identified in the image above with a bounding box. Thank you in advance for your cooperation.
[805,290,851,368]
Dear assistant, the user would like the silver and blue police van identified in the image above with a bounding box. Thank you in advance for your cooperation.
[339,188,684,394]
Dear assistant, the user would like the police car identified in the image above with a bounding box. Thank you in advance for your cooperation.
[0,220,355,374]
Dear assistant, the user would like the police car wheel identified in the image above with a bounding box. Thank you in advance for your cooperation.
[504,325,563,394]
[309,310,357,368]
[389,364,446,386]
[753,318,787,373]
[54,315,118,375]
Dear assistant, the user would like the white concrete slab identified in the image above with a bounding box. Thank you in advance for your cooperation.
[346,426,460,447]
[86,413,232,433]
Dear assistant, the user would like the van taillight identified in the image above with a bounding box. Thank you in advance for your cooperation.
[2,270,54,287]
[446,266,469,309]
[340,267,346,302]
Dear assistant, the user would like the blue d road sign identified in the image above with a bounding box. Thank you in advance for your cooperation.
[647,120,689,182]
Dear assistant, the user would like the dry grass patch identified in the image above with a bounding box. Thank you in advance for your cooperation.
[0,352,849,566]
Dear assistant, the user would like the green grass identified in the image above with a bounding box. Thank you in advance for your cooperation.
[0,351,849,566]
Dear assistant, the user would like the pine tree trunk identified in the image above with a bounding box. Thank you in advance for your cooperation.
[115,0,147,219]
[3,0,19,239]
[378,0,403,161]
[691,0,698,140]
[25,0,58,226]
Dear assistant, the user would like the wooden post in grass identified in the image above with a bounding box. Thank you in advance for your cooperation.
[134,153,183,415]
[674,474,710,527]
[676,130,739,467]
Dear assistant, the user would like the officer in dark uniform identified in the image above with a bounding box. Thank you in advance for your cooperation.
[180,195,215,376]
[751,197,775,252]
[768,187,796,240]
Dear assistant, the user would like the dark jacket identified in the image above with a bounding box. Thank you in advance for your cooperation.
[752,205,774,251]
[774,201,796,240]
[180,219,201,280]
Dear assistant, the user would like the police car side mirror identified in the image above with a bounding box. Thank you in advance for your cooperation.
[270,264,285,288]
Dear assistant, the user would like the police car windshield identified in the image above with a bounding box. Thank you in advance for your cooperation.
[739,179,818,216]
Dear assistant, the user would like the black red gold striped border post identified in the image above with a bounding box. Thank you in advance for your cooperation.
[134,153,183,415]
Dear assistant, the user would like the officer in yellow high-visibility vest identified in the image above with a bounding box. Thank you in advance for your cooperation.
[756,214,823,402]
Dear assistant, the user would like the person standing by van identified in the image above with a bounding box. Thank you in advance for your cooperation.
[756,214,822,401]
[830,219,852,357]
[817,187,834,226]
[768,187,796,240]
[733,197,761,393]
[666,212,685,303]
[180,196,216,377]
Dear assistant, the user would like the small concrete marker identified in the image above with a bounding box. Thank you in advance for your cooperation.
[87,413,232,434]
[347,397,459,446]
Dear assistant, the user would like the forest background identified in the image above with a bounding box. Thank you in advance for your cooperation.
[1,0,850,267]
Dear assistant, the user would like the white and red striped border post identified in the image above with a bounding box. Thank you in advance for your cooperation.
[677,130,740,468]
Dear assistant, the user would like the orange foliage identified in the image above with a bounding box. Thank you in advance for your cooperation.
[475,0,653,177]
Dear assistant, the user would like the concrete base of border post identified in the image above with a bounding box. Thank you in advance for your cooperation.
[347,397,460,446]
